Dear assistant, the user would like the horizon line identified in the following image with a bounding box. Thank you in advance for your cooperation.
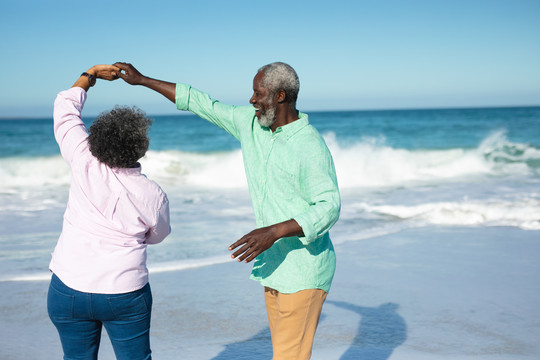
[1,103,539,120]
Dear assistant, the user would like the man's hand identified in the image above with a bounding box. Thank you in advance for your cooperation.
[229,219,304,263]
[229,226,280,263]
[112,62,176,103]
[113,62,146,85]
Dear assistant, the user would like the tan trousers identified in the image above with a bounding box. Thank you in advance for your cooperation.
[264,287,328,360]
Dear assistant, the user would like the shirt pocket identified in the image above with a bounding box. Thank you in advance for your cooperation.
[270,164,296,201]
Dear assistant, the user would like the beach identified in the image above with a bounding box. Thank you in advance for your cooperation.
[1,107,539,358]
[1,226,539,360]
[1,0,539,356]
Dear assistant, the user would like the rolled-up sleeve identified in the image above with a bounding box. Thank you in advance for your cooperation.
[293,145,341,245]
[53,87,89,165]
[145,196,171,244]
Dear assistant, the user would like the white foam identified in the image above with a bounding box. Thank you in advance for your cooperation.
[148,255,233,273]
[357,197,540,230]
[141,149,247,188]
[0,272,52,282]
[0,255,234,282]
[323,130,538,189]
[0,156,70,189]
[1,130,538,191]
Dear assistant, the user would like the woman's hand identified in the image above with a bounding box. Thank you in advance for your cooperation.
[86,65,121,81]
[72,65,121,91]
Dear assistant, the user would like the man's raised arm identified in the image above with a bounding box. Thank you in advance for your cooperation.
[114,62,176,103]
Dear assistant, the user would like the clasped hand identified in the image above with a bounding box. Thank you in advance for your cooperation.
[84,63,141,82]
[88,64,121,81]
[113,62,145,85]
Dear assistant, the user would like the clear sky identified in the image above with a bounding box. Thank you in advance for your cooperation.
[1,0,539,117]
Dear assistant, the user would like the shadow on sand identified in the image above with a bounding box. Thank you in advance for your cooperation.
[210,327,272,360]
[211,302,406,360]
[327,300,407,360]
[210,314,326,360]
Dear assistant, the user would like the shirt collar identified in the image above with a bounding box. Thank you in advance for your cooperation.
[113,163,142,175]
[274,112,309,140]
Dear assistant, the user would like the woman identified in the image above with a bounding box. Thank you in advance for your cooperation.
[47,65,170,360]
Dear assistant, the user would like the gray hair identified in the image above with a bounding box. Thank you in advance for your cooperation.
[258,62,300,103]
[88,106,151,168]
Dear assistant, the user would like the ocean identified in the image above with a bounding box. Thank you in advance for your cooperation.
[1,106,539,281]
[2,106,540,359]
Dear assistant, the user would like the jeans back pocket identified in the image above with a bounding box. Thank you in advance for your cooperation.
[47,283,75,321]
[107,286,152,321]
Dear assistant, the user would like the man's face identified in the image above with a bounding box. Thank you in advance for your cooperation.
[250,72,276,128]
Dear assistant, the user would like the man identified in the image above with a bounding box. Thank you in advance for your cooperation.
[114,61,340,359]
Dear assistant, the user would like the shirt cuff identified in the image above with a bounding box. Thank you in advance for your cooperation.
[293,214,316,245]
[59,87,87,109]
[175,83,191,110]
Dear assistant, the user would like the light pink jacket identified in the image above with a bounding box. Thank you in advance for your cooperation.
[49,87,170,293]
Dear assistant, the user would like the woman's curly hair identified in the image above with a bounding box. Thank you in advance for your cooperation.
[88,106,152,168]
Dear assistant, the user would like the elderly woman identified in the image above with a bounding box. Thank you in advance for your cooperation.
[47,65,170,360]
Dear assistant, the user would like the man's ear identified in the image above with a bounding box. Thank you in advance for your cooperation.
[276,90,287,103]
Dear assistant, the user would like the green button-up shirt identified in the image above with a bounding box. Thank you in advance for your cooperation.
[176,83,340,293]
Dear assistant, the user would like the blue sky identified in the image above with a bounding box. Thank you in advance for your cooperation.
[1,0,539,117]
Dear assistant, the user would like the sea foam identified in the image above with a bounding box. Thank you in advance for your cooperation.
[355,198,540,230]
[325,130,538,188]
[1,130,537,191]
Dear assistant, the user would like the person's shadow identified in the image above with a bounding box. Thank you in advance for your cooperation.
[327,300,407,360]
[210,327,272,360]
[210,314,327,360]
[210,302,405,360]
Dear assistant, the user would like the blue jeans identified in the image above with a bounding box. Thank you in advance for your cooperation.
[47,274,153,360]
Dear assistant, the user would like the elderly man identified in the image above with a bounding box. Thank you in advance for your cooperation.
[114,61,340,359]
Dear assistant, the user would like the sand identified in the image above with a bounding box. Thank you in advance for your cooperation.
[1,226,539,359]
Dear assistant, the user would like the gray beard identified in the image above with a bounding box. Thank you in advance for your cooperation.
[257,106,276,128]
